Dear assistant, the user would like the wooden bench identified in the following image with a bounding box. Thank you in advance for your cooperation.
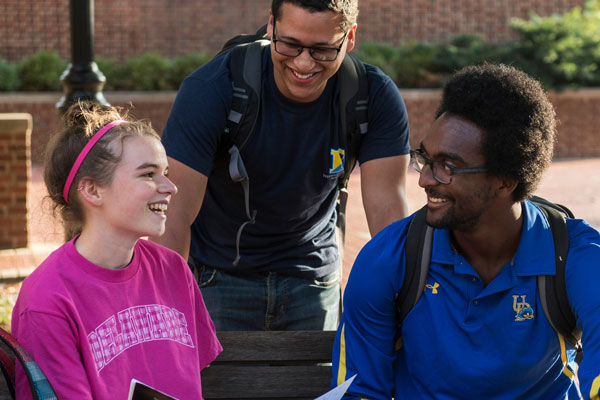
[202,330,337,399]
[0,330,337,399]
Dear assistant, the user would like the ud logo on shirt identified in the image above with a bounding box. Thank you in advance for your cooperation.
[329,148,345,175]
[513,295,535,321]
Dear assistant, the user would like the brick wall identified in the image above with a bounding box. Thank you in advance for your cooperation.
[358,0,584,44]
[0,93,175,165]
[0,0,584,63]
[0,89,599,166]
[0,114,31,249]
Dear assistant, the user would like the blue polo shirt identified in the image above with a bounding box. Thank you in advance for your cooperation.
[333,200,600,399]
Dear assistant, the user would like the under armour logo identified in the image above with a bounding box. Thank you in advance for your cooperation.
[425,282,439,294]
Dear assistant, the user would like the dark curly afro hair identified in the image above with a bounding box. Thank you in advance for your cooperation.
[436,63,556,201]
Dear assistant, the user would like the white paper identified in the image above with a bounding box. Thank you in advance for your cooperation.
[127,379,178,400]
[314,374,357,400]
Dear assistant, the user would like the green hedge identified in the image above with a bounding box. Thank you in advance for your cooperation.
[1,1,599,92]
[357,35,515,88]
[16,51,67,91]
[0,51,212,92]
[0,58,19,91]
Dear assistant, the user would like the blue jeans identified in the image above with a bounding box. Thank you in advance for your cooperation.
[195,266,340,331]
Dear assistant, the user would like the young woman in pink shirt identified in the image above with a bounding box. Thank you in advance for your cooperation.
[12,101,221,399]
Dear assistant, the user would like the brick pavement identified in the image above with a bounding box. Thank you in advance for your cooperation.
[1,158,599,285]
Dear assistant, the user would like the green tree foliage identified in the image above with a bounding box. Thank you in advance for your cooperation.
[509,0,600,89]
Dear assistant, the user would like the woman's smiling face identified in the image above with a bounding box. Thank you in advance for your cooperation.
[96,135,178,241]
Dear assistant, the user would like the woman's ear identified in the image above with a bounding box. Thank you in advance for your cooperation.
[76,179,103,206]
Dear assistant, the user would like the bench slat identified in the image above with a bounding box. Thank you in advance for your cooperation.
[212,330,336,362]
[202,365,332,399]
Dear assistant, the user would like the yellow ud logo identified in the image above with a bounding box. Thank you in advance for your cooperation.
[513,295,534,321]
[329,149,345,174]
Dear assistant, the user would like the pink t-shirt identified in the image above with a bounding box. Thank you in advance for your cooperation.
[12,238,222,400]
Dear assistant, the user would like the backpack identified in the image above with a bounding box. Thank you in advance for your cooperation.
[396,196,583,360]
[217,26,369,265]
[0,327,57,399]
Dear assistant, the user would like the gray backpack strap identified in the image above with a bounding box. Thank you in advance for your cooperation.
[227,39,268,151]
[396,206,433,329]
[226,39,268,265]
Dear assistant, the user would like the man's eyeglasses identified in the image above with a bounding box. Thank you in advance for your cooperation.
[271,20,348,62]
[410,149,487,185]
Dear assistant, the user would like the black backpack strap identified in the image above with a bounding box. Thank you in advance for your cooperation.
[220,25,268,53]
[396,206,433,328]
[535,201,581,352]
[530,195,575,219]
[337,53,368,190]
[225,39,268,265]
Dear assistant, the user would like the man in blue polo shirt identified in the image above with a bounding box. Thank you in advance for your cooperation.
[332,64,600,398]
[154,0,410,331]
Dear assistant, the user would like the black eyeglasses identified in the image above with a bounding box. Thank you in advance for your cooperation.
[271,20,348,62]
[410,149,487,185]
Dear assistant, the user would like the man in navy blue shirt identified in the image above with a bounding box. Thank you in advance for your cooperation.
[153,0,410,330]
[333,64,600,398]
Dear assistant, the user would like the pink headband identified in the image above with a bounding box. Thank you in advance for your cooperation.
[63,120,126,203]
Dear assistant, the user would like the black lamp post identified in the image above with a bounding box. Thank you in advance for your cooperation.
[56,0,109,114]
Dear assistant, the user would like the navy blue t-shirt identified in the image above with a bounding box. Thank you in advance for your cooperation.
[162,46,410,279]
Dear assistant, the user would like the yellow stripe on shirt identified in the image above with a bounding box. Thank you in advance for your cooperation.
[337,323,347,386]
[590,375,600,400]
[558,333,575,380]
[395,336,403,351]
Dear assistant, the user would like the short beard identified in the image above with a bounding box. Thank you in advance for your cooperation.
[425,184,496,232]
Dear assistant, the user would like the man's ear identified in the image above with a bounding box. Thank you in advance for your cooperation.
[267,12,274,39]
[497,177,518,198]
[346,23,357,53]
[77,179,103,206]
